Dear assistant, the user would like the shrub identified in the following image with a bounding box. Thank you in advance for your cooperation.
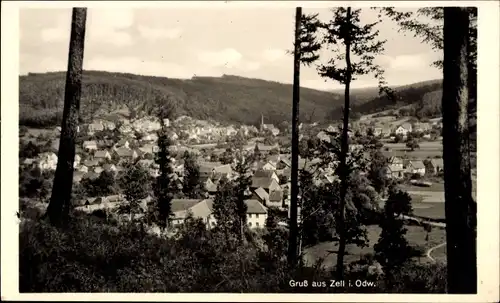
[19,210,447,293]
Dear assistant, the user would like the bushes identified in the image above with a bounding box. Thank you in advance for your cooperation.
[19,212,448,293]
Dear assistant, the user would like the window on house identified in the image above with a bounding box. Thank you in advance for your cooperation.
[211,222,215,226]
[248,222,252,227]
[256,222,259,227]
[255,214,259,219]
[249,214,252,218]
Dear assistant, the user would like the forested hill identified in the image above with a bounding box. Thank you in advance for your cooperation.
[19,70,443,127]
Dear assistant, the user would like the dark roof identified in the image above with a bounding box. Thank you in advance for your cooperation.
[94,150,110,158]
[83,160,99,167]
[253,170,275,178]
[253,187,269,201]
[269,190,283,202]
[251,177,274,189]
[83,172,99,180]
[170,199,204,213]
[244,199,267,214]
[213,164,232,174]
[115,147,135,157]
[411,160,426,169]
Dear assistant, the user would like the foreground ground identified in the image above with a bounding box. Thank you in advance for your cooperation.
[303,224,447,269]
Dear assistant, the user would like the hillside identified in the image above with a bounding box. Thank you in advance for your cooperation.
[19,71,443,127]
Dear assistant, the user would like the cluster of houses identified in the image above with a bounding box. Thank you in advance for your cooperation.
[315,119,442,142]
[20,111,447,232]
[382,155,444,179]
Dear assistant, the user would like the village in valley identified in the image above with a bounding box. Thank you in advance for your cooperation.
[13,3,485,295]
[19,104,463,241]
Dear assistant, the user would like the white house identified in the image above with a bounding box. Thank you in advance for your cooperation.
[245,199,268,229]
[170,199,212,227]
[94,150,112,161]
[74,154,81,167]
[38,152,58,170]
[259,161,277,171]
[83,140,98,150]
[87,122,104,134]
[395,123,412,136]
[408,160,426,176]
[142,133,158,142]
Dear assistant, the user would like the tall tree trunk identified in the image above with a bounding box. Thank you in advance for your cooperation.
[45,8,87,226]
[287,6,302,267]
[442,7,476,294]
[335,6,352,280]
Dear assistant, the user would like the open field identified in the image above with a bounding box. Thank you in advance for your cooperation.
[384,142,443,150]
[303,224,446,269]
[383,141,443,159]
[412,202,445,220]
[401,181,477,205]
[401,182,446,192]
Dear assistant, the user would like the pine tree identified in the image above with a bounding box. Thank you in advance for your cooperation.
[316,7,389,279]
[212,178,238,247]
[182,151,204,199]
[253,142,261,160]
[45,8,87,226]
[154,103,176,229]
[233,153,251,243]
[119,164,151,222]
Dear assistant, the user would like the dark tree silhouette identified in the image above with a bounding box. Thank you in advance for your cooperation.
[287,7,322,267]
[442,7,476,294]
[316,7,389,280]
[154,101,176,229]
[45,8,87,226]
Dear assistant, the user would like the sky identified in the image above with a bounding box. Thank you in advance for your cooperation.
[19,6,443,91]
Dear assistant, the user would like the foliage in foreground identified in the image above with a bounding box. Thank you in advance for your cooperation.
[19,211,446,293]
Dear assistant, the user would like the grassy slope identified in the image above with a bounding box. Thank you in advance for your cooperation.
[19,71,443,127]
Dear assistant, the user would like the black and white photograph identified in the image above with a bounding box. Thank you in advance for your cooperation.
[1,1,499,300]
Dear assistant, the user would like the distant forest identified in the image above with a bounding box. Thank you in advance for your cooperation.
[19,71,444,127]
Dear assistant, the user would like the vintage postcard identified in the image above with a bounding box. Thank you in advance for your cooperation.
[1,1,499,302]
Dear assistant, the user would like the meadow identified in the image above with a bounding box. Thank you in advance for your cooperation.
[383,141,443,159]
[303,224,447,269]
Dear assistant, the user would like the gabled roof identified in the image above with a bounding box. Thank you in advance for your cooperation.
[171,199,204,213]
[83,140,97,146]
[198,161,223,173]
[430,158,444,167]
[279,158,291,167]
[268,154,280,163]
[269,190,283,202]
[103,163,116,170]
[388,164,404,172]
[401,123,412,130]
[213,164,232,175]
[83,159,99,167]
[410,160,426,169]
[115,147,135,157]
[251,177,275,189]
[388,156,403,164]
[244,199,268,214]
[253,170,276,179]
[94,150,110,158]
[205,179,217,193]
[138,159,154,167]
[171,199,211,220]
[253,187,269,201]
